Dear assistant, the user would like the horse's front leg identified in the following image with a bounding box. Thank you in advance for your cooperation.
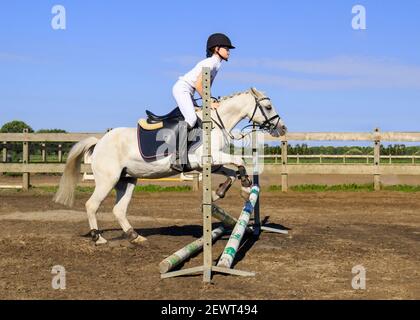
[212,152,253,198]
[212,166,237,201]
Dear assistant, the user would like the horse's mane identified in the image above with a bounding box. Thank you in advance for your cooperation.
[194,88,265,113]
[218,89,251,101]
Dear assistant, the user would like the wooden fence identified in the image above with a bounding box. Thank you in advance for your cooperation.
[244,154,420,164]
[262,128,420,191]
[1,128,420,191]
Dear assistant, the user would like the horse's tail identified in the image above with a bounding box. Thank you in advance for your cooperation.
[53,137,99,207]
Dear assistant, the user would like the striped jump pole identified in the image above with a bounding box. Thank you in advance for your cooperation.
[159,226,225,275]
[212,204,253,233]
[212,203,287,235]
[216,185,260,269]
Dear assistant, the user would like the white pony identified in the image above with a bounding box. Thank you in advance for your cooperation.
[53,88,286,245]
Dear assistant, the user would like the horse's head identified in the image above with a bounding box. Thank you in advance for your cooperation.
[247,88,287,137]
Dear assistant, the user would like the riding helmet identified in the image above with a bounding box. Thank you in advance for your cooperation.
[206,33,235,57]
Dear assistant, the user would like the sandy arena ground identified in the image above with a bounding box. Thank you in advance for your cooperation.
[0,173,419,300]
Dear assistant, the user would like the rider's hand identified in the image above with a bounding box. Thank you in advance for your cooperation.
[211,101,220,109]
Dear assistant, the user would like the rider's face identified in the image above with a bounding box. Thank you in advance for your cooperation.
[216,46,230,60]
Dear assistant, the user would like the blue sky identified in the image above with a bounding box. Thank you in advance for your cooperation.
[0,0,419,134]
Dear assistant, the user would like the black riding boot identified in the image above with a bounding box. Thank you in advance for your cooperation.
[170,121,190,172]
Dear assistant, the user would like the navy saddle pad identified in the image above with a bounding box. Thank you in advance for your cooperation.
[137,107,202,162]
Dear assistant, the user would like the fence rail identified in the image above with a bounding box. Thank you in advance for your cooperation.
[244,154,420,164]
[1,128,420,191]
[261,128,420,191]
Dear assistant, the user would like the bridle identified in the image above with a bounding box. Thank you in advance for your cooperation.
[248,95,281,131]
[209,93,282,141]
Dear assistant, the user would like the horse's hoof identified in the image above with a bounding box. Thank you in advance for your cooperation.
[90,229,107,245]
[211,191,221,202]
[130,235,148,245]
[126,228,147,245]
[241,176,252,188]
[95,235,108,245]
[216,178,233,199]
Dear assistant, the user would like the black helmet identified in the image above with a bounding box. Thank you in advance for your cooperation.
[206,33,235,57]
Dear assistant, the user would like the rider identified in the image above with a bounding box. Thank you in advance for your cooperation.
[170,33,235,172]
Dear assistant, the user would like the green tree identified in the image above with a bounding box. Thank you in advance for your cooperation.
[0,120,33,133]
[34,129,70,161]
[36,128,66,134]
[345,147,363,155]
[0,121,34,161]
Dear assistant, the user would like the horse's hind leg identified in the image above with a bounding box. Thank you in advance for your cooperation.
[113,177,147,244]
[86,174,120,245]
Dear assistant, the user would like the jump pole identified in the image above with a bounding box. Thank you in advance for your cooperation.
[216,186,259,268]
[159,226,225,275]
[212,204,287,234]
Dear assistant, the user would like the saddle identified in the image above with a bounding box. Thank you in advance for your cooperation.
[137,107,202,170]
[145,108,183,123]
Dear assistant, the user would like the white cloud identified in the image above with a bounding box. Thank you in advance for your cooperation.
[0,52,34,63]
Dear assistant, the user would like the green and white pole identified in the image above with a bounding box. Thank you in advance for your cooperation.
[216,185,260,268]
[159,225,225,274]
[212,204,253,233]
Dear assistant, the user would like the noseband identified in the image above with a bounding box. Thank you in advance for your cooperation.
[248,96,281,131]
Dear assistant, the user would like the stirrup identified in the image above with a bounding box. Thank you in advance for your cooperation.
[171,162,184,172]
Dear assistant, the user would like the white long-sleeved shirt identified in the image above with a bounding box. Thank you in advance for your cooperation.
[178,54,222,90]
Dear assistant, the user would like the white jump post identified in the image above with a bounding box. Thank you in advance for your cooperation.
[249,127,288,236]
[251,124,261,235]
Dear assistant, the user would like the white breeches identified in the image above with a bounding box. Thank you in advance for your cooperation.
[172,80,197,127]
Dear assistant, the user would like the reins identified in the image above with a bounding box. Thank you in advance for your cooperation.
[194,92,281,141]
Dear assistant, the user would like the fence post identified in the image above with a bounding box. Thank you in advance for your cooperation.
[58,144,62,163]
[373,128,381,191]
[2,142,6,163]
[192,172,199,192]
[389,154,391,164]
[296,153,299,164]
[281,139,288,192]
[42,143,46,162]
[22,129,30,191]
